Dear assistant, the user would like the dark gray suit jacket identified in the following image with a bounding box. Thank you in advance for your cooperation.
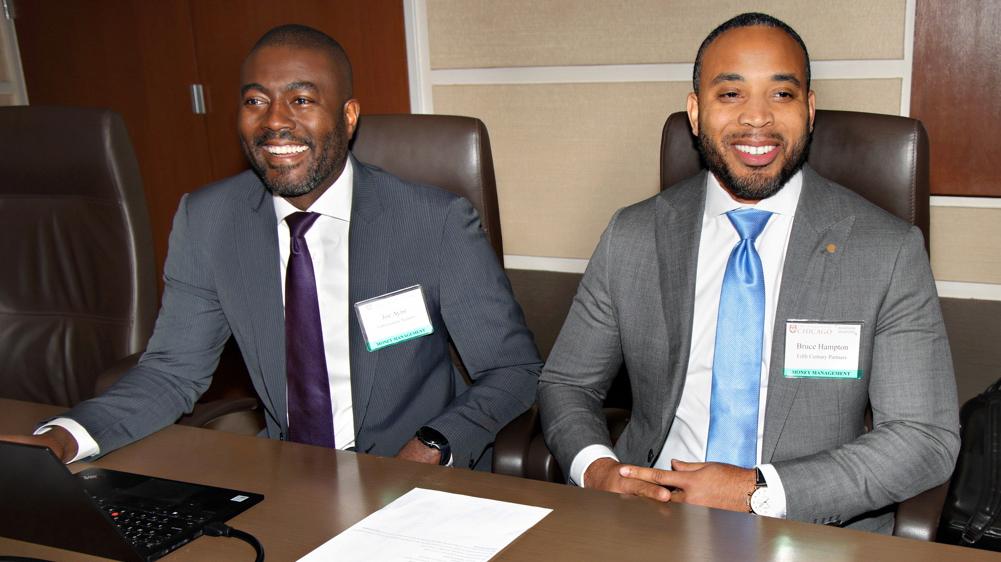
[539,166,959,531]
[66,157,542,469]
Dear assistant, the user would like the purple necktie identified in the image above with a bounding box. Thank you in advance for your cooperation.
[285,211,336,448]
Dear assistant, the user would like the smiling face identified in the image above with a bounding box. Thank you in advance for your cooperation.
[238,45,359,209]
[687,25,815,202]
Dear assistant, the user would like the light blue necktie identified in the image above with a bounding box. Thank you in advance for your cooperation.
[705,208,772,468]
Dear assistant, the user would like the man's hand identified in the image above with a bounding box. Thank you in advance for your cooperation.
[0,426,78,463]
[620,459,755,512]
[583,457,672,502]
[395,437,442,464]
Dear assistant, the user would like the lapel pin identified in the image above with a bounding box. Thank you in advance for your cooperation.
[825,243,837,254]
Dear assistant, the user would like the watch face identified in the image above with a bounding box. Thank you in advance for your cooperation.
[750,487,772,515]
[417,426,447,449]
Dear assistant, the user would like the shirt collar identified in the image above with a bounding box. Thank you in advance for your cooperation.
[704,168,803,219]
[273,158,354,224]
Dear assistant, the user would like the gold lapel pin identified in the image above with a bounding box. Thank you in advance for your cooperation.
[825,243,837,254]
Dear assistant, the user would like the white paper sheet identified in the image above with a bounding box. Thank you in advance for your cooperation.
[298,487,552,561]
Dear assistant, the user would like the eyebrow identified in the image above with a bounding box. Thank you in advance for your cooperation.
[711,73,744,85]
[286,81,319,93]
[772,73,802,87]
[240,81,320,96]
[710,72,802,87]
[240,82,265,96]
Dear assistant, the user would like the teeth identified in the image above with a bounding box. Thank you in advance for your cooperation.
[735,144,776,156]
[265,145,308,155]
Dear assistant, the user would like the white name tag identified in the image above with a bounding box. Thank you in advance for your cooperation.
[354,285,434,352]
[783,321,863,379]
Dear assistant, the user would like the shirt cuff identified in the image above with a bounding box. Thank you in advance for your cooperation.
[756,463,788,518]
[569,444,619,487]
[35,417,100,463]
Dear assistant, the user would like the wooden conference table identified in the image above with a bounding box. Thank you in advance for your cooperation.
[0,398,995,561]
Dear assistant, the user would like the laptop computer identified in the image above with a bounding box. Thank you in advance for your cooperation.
[0,441,264,561]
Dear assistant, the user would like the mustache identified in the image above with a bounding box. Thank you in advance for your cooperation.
[254,129,314,148]
[724,132,785,144]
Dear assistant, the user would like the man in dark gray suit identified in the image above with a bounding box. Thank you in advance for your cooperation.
[10,25,541,470]
[539,13,959,532]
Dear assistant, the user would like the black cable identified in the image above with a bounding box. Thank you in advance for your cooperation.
[203,521,265,562]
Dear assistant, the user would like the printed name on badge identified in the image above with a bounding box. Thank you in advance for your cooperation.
[354,285,434,352]
[783,321,863,379]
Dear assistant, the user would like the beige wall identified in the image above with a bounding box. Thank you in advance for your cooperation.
[0,14,26,106]
[426,1,909,257]
[428,0,904,68]
[423,0,997,287]
[435,78,902,258]
[931,206,1001,284]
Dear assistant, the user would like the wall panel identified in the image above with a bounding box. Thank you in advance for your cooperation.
[931,207,1001,285]
[428,0,905,69]
[912,0,1001,196]
[435,77,905,257]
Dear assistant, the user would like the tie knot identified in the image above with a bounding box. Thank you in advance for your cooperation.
[726,209,772,241]
[286,211,320,239]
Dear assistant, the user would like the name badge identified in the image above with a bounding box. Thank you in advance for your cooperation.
[783,321,863,379]
[354,285,434,352]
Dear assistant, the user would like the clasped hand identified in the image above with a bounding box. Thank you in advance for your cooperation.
[583,457,755,512]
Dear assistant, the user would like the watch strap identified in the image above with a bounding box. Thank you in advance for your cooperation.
[415,426,450,466]
[748,467,766,513]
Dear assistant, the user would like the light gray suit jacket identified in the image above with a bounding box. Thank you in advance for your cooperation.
[65,157,542,469]
[539,166,959,531]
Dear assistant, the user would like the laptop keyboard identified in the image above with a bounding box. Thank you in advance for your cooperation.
[92,497,212,551]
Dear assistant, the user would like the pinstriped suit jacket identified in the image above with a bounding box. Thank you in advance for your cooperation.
[65,157,541,469]
[539,166,959,532]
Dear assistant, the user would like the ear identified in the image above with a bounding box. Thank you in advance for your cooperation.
[343,99,361,137]
[686,92,700,135]
[807,90,816,132]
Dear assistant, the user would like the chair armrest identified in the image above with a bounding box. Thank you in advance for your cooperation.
[525,431,564,482]
[893,481,950,541]
[176,397,264,435]
[492,406,540,478]
[94,343,264,435]
[493,405,632,483]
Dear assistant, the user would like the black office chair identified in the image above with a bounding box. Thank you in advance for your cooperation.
[351,113,504,259]
[495,109,947,541]
[0,106,158,407]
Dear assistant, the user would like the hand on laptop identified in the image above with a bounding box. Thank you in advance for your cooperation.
[0,426,78,463]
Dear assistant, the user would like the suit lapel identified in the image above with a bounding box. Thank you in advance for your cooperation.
[655,174,707,436]
[761,165,856,461]
[233,175,287,432]
[347,158,390,435]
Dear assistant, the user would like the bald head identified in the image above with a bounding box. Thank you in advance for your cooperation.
[248,24,353,100]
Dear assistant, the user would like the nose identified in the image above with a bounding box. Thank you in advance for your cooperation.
[264,100,295,132]
[739,96,773,128]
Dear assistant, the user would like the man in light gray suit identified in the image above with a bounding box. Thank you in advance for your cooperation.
[538,13,959,532]
[8,25,540,470]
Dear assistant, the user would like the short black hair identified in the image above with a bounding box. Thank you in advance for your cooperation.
[251,24,353,97]
[692,12,810,94]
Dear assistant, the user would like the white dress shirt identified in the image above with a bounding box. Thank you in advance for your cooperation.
[44,162,357,459]
[274,161,354,449]
[570,171,804,518]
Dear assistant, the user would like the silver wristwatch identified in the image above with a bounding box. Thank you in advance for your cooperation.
[748,467,773,515]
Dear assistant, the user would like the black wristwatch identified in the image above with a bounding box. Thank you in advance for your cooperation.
[415,426,450,466]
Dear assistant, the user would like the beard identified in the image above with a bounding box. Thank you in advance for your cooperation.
[243,119,349,198]
[697,123,811,201]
